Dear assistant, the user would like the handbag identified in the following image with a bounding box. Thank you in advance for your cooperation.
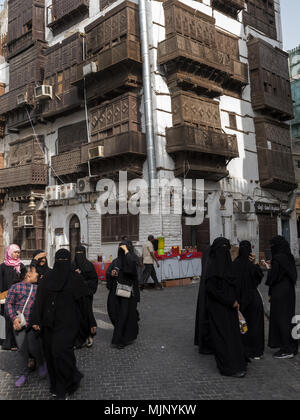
[0,315,6,340]
[238,311,248,335]
[16,285,33,329]
[116,282,132,299]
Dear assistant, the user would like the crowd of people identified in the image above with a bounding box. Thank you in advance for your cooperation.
[0,233,298,398]
[195,235,298,378]
[0,244,99,400]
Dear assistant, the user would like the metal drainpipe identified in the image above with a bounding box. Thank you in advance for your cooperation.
[283,190,300,215]
[139,0,157,184]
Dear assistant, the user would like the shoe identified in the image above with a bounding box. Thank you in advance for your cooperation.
[230,371,246,378]
[27,358,36,371]
[157,284,163,290]
[273,352,294,360]
[86,337,93,348]
[38,363,48,378]
[15,375,27,387]
[54,395,68,400]
[117,344,125,350]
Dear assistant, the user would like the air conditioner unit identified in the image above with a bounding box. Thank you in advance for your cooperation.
[77,177,94,194]
[45,185,60,201]
[88,146,104,160]
[83,61,98,77]
[234,200,255,214]
[59,183,77,200]
[16,93,28,106]
[17,215,34,228]
[34,85,53,100]
[243,200,255,214]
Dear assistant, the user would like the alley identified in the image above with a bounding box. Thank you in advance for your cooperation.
[0,282,300,400]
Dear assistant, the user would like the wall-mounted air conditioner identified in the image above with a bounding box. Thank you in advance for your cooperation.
[59,183,77,200]
[233,200,255,214]
[16,93,28,106]
[45,185,60,201]
[35,85,53,100]
[88,146,104,160]
[83,62,98,77]
[18,215,34,227]
[77,177,94,194]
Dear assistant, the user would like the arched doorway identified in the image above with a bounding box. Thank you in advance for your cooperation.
[69,215,81,260]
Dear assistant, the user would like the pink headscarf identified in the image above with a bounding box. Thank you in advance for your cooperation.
[4,245,21,273]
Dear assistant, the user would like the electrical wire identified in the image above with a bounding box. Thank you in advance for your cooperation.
[25,105,65,185]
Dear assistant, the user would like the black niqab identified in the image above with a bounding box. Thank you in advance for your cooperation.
[205,238,235,285]
[269,236,297,285]
[48,249,72,292]
[74,246,90,274]
[233,241,259,308]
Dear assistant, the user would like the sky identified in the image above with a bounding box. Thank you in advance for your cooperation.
[280,0,300,51]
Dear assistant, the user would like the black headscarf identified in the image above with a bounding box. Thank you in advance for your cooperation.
[205,237,235,285]
[270,236,297,285]
[31,250,50,280]
[74,245,91,274]
[47,249,72,292]
[233,241,260,308]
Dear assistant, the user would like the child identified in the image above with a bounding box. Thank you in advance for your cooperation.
[5,267,47,387]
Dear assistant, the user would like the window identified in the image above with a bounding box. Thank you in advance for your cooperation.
[229,113,237,130]
[101,214,139,243]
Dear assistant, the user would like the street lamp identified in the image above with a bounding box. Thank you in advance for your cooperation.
[219,191,227,237]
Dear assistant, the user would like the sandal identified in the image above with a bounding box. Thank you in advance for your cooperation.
[86,337,93,348]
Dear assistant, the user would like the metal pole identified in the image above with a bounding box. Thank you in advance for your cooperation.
[139,0,157,184]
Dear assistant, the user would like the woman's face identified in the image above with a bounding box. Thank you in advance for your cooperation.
[39,257,47,266]
[12,250,20,260]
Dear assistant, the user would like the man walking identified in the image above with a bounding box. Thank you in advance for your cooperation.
[141,235,163,290]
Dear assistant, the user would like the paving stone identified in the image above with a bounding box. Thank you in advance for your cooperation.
[0,282,299,400]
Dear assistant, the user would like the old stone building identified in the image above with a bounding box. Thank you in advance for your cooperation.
[0,0,297,265]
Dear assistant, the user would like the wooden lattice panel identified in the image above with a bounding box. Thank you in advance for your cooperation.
[85,1,140,57]
[90,92,141,141]
[171,91,222,131]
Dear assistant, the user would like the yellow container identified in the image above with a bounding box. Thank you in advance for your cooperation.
[158,236,165,255]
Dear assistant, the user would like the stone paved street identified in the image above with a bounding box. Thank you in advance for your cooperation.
[0,281,300,400]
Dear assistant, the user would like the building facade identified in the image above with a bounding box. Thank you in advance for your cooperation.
[0,0,297,265]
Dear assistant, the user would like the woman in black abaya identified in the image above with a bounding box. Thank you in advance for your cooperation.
[106,242,140,349]
[194,244,213,355]
[233,241,265,359]
[31,250,51,284]
[72,245,98,348]
[264,236,298,359]
[32,249,97,400]
[205,238,247,377]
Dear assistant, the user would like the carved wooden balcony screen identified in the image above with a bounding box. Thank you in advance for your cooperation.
[7,0,45,58]
[248,38,293,120]
[244,0,277,39]
[42,33,84,117]
[89,92,141,142]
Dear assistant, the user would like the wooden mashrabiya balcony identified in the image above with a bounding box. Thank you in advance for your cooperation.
[0,163,48,189]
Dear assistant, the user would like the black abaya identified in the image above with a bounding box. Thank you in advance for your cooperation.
[72,246,99,347]
[204,238,247,376]
[32,249,96,398]
[106,247,140,347]
[194,245,213,355]
[233,241,265,358]
[0,263,26,349]
[266,236,298,355]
